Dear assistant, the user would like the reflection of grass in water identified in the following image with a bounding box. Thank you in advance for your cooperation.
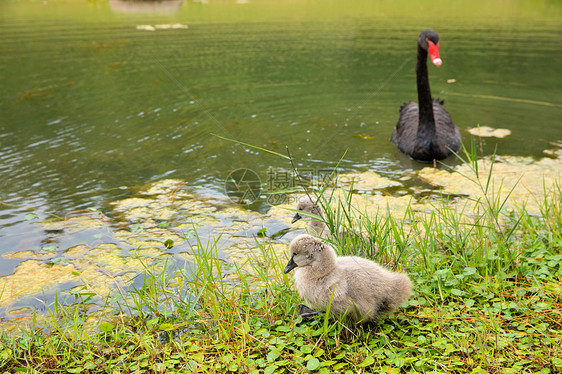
[1,152,561,373]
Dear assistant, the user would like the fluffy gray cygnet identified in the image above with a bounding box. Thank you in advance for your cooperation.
[291,196,330,238]
[284,234,412,322]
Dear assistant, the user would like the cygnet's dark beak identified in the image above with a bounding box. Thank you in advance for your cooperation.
[284,256,298,274]
[291,213,302,224]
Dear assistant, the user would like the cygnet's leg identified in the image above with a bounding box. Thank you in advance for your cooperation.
[297,304,321,319]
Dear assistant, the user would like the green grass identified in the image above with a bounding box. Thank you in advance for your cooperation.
[0,155,561,373]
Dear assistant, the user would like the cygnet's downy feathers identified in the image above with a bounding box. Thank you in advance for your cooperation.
[285,234,412,322]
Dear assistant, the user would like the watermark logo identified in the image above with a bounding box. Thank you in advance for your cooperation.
[224,168,262,204]
[225,167,335,205]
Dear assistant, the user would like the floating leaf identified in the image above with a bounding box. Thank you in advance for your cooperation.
[154,24,188,30]
[47,257,68,264]
[164,239,174,249]
[467,125,511,138]
[24,213,38,221]
[136,25,155,31]
[353,134,375,140]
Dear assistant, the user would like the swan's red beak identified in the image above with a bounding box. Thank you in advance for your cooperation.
[427,39,442,66]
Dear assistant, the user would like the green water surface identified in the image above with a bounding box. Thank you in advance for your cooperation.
[0,0,560,276]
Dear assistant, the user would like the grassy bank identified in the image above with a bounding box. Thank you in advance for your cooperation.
[0,157,561,373]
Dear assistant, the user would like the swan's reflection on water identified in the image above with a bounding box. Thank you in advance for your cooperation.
[109,0,184,14]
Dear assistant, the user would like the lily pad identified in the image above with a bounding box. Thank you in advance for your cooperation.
[467,125,511,138]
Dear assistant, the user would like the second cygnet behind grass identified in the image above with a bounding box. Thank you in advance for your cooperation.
[291,196,370,246]
[291,196,329,238]
[284,234,412,322]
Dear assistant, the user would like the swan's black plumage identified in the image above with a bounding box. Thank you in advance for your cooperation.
[391,29,461,162]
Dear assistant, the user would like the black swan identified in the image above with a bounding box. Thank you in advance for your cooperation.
[391,29,461,162]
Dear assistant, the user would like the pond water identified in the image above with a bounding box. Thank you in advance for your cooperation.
[0,0,560,320]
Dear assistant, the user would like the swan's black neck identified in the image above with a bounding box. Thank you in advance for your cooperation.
[416,43,436,138]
